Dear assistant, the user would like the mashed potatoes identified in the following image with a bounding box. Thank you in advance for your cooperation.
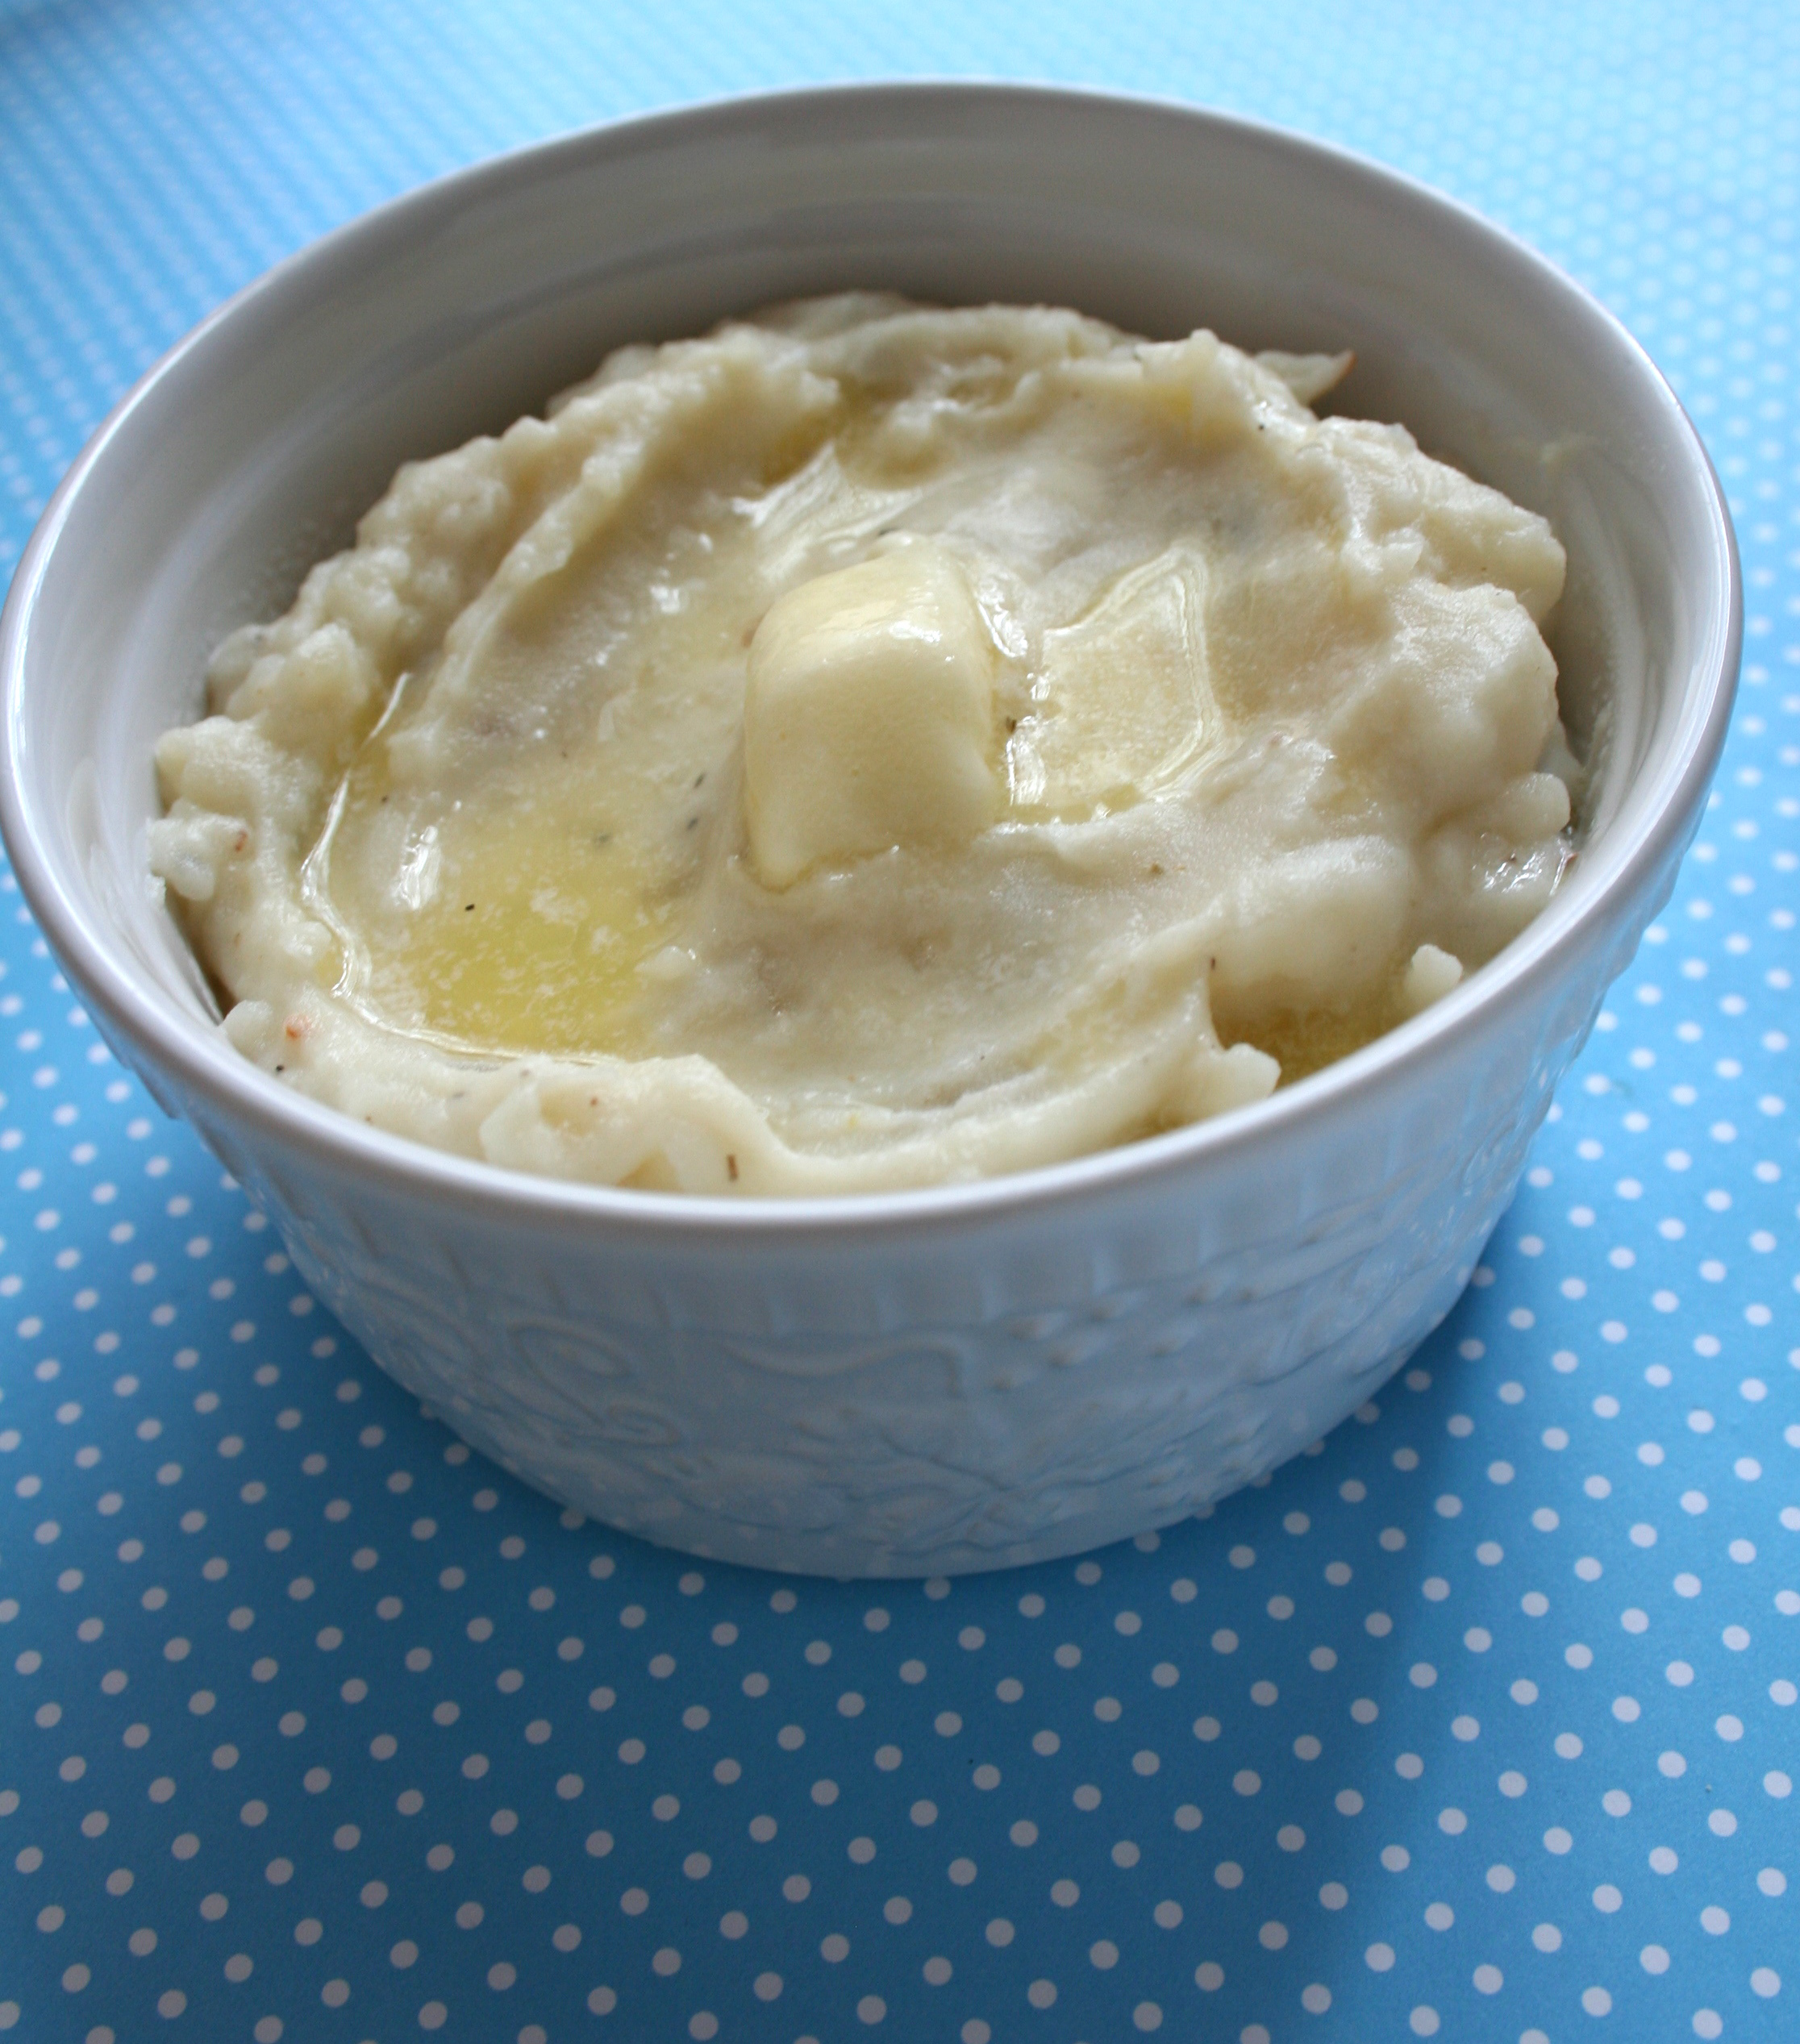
[149,296,1574,1196]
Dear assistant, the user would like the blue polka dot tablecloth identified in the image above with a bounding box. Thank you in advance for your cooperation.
[1,3,1797,2041]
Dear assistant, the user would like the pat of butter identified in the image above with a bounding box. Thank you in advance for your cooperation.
[743,545,1000,887]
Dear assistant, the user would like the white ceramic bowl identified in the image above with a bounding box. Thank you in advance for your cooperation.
[1,85,1738,1576]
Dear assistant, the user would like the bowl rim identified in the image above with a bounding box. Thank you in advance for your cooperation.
[0,77,1742,1243]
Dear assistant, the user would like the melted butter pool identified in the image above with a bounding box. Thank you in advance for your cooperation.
[309,741,690,1061]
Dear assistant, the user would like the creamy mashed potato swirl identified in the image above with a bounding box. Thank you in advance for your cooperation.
[150,296,1573,1196]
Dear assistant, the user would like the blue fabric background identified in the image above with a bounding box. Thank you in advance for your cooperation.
[1,5,1795,2041]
